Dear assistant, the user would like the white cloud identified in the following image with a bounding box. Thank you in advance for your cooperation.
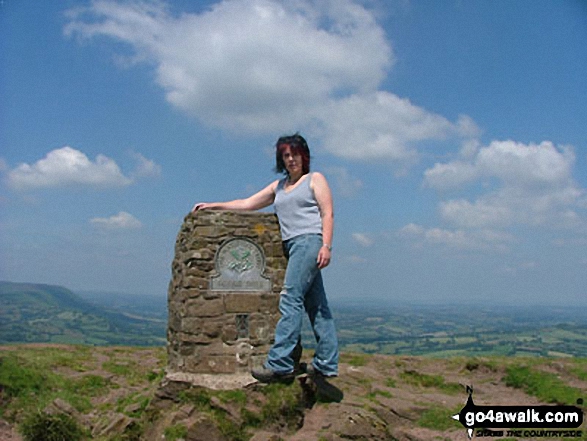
[316,91,457,162]
[65,0,474,163]
[326,166,363,198]
[5,147,161,191]
[424,140,585,229]
[423,160,478,191]
[425,140,575,190]
[65,0,390,130]
[352,232,373,247]
[6,147,132,190]
[399,223,514,251]
[90,211,142,229]
[129,152,162,178]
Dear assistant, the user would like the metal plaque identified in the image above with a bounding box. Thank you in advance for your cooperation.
[210,238,271,291]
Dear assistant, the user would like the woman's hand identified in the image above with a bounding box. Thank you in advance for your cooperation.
[192,202,210,212]
[317,245,331,269]
[191,181,278,214]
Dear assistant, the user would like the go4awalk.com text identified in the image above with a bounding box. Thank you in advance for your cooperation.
[452,386,584,439]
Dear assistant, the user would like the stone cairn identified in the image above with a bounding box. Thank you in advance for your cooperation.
[166,210,286,388]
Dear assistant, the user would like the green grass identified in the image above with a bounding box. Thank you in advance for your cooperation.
[178,387,212,409]
[0,354,48,399]
[0,345,167,441]
[400,369,462,394]
[73,374,110,397]
[416,404,462,431]
[102,360,133,376]
[568,359,587,381]
[366,389,393,401]
[102,355,158,386]
[463,357,499,372]
[0,351,90,415]
[216,389,248,405]
[340,353,370,367]
[176,381,303,438]
[356,377,372,387]
[164,424,188,441]
[504,364,582,405]
[259,382,304,426]
[385,377,397,388]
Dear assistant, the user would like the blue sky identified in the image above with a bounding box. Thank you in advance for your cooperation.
[1,0,586,306]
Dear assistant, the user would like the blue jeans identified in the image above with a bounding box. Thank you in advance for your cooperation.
[265,233,339,376]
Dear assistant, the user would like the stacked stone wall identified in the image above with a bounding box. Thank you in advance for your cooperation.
[167,210,286,375]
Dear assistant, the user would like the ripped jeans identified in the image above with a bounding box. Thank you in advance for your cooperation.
[265,233,339,376]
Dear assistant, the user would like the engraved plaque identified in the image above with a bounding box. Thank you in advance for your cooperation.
[210,238,271,291]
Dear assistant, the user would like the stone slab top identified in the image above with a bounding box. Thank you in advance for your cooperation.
[165,371,258,390]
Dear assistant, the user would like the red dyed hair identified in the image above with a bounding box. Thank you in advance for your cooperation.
[274,133,311,176]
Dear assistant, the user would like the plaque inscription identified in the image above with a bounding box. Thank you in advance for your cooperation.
[210,238,271,291]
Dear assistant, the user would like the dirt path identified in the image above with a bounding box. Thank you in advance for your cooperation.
[0,419,22,441]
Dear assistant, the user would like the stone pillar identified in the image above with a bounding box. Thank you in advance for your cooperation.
[166,211,286,387]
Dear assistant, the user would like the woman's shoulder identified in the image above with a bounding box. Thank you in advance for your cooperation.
[309,171,330,193]
[270,177,285,192]
[310,171,327,184]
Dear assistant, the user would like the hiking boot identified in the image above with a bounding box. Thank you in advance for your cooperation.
[251,366,295,384]
[306,364,338,378]
[294,361,308,376]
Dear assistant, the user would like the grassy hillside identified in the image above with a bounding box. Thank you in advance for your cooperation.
[3,281,587,359]
[0,282,166,346]
[329,303,587,358]
[0,345,585,440]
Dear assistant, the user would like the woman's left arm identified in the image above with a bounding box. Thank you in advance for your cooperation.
[312,172,334,269]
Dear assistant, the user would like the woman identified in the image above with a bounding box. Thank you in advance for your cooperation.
[193,133,339,383]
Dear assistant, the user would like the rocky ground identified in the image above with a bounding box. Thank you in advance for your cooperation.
[1,345,586,440]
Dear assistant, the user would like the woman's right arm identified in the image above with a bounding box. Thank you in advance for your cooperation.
[192,180,279,212]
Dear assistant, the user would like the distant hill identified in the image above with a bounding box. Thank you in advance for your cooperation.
[3,281,587,357]
[76,289,167,321]
[0,281,166,346]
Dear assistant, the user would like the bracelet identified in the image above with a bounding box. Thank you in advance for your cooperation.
[322,244,332,251]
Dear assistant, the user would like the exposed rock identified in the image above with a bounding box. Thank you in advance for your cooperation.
[92,413,135,438]
[186,415,228,441]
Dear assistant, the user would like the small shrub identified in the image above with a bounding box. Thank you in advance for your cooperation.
[20,411,85,441]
